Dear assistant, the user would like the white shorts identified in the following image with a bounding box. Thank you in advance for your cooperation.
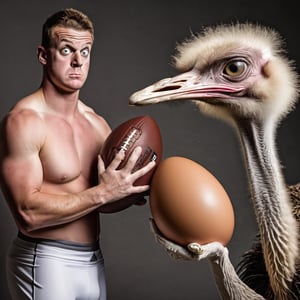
[6,232,107,300]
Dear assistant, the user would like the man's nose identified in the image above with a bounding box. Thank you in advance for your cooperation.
[71,52,83,67]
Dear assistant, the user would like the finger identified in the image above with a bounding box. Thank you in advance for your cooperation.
[130,160,156,182]
[107,149,125,170]
[98,155,105,174]
[130,184,150,195]
[187,243,203,255]
[187,242,225,259]
[122,146,142,172]
[156,235,194,261]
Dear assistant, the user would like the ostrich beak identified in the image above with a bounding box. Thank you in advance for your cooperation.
[129,69,244,105]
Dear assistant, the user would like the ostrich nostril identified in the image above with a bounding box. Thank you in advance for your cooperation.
[154,85,182,92]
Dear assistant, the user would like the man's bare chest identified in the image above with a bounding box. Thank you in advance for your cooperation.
[39,117,101,184]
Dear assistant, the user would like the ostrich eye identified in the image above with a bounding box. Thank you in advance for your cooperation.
[223,60,247,77]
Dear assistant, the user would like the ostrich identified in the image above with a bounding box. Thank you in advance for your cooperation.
[129,23,300,299]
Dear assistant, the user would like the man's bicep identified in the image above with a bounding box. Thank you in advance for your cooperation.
[0,110,45,204]
[1,153,44,204]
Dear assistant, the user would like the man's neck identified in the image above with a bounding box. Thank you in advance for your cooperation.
[40,84,80,119]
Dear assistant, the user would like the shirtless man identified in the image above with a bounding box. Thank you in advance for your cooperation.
[0,8,155,300]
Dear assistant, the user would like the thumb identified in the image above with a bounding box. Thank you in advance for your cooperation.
[98,155,106,180]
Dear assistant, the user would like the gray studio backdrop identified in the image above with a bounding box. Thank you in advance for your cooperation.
[0,1,299,299]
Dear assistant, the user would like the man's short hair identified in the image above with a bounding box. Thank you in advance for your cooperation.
[41,8,94,48]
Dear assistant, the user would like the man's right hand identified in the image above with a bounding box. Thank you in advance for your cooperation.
[97,146,156,204]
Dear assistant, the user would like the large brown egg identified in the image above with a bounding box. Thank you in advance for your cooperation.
[150,156,235,246]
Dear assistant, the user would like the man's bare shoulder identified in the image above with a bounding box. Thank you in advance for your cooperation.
[10,90,44,114]
[1,91,46,145]
[78,100,111,135]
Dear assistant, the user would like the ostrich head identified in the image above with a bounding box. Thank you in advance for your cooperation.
[130,23,300,299]
[130,23,299,127]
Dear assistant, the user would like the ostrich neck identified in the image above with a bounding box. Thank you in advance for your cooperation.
[237,118,298,296]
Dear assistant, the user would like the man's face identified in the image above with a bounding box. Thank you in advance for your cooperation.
[45,26,93,93]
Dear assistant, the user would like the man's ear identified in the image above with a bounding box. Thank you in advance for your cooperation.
[37,46,47,65]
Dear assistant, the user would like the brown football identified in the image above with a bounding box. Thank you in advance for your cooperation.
[99,115,163,213]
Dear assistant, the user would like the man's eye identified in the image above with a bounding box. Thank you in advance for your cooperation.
[61,48,71,55]
[81,48,89,57]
